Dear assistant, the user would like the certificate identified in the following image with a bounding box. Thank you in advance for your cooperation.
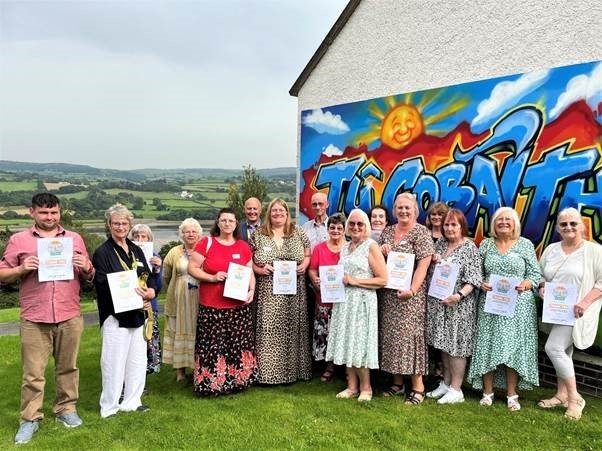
[319,265,345,303]
[428,261,460,300]
[107,270,143,313]
[37,237,74,282]
[223,263,252,301]
[133,241,154,268]
[542,282,578,326]
[273,261,297,295]
[385,251,415,291]
[484,274,520,317]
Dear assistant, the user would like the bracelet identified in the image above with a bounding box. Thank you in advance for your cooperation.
[457,291,465,300]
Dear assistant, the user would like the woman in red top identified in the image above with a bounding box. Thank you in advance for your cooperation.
[188,208,258,396]
[308,213,346,382]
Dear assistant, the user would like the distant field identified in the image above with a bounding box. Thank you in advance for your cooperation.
[0,181,37,191]
[0,173,296,227]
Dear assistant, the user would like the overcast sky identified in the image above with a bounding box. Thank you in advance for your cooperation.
[0,0,348,170]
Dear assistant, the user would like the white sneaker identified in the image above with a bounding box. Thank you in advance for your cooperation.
[426,381,449,399]
[438,387,465,404]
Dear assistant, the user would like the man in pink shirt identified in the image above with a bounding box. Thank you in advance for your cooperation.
[0,193,94,445]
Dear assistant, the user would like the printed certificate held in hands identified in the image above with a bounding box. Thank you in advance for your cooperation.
[37,237,74,282]
[107,270,143,313]
[223,262,252,301]
[273,261,297,295]
[428,261,460,300]
[484,274,520,317]
[319,265,345,303]
[133,241,154,268]
[385,251,415,291]
[542,282,578,326]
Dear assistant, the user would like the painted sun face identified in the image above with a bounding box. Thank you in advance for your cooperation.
[381,104,424,149]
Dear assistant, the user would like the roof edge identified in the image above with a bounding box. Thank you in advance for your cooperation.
[289,0,362,98]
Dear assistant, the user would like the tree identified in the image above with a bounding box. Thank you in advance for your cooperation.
[226,164,268,219]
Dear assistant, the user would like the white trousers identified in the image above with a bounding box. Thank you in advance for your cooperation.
[544,324,575,379]
[100,315,146,418]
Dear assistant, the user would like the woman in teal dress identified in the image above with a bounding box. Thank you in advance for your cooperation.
[467,207,541,411]
[325,209,387,402]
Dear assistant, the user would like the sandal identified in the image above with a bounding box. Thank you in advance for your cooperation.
[507,394,521,411]
[336,388,359,399]
[480,392,494,406]
[537,396,568,409]
[320,370,334,382]
[564,398,586,421]
[404,390,425,405]
[382,384,405,397]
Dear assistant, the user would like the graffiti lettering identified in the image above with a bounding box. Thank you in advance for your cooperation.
[312,106,601,247]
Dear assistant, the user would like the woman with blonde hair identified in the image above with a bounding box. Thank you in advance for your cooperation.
[467,207,540,411]
[537,207,602,420]
[93,204,157,417]
[251,198,312,384]
[378,193,435,404]
[326,209,387,401]
[163,218,202,382]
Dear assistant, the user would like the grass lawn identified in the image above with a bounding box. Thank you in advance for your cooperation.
[0,181,38,191]
[0,322,600,450]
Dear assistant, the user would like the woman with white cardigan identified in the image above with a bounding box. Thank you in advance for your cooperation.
[538,207,602,420]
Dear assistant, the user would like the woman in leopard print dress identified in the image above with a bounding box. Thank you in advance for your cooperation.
[251,198,312,384]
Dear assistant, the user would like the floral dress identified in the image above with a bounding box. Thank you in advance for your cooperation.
[251,227,312,384]
[426,238,482,357]
[326,239,379,369]
[378,224,435,375]
[467,237,541,390]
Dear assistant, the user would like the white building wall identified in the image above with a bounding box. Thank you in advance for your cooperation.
[296,0,602,110]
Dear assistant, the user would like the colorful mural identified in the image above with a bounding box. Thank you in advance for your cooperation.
[299,60,602,253]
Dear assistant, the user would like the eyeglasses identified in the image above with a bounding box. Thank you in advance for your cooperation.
[328,225,344,231]
[559,221,579,228]
[312,202,325,207]
[348,221,365,228]
[110,221,130,228]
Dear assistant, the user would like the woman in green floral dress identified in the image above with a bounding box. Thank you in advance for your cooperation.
[467,207,541,411]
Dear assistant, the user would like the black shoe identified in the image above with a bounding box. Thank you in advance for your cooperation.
[136,405,150,413]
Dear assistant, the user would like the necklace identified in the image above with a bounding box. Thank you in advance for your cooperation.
[348,240,364,253]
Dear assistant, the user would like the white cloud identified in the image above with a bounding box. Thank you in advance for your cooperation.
[549,62,602,120]
[302,108,349,135]
[322,144,343,157]
[472,69,549,127]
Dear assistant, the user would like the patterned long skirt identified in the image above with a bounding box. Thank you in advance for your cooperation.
[313,305,332,361]
[146,309,162,374]
[193,304,258,396]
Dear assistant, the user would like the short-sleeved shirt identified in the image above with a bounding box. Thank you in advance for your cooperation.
[302,218,329,251]
[0,225,90,323]
[196,236,252,309]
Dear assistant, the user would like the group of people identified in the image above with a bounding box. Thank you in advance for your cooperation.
[1,192,600,445]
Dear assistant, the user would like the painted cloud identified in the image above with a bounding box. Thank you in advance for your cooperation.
[472,69,549,128]
[322,144,343,157]
[549,62,602,120]
[302,108,349,134]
